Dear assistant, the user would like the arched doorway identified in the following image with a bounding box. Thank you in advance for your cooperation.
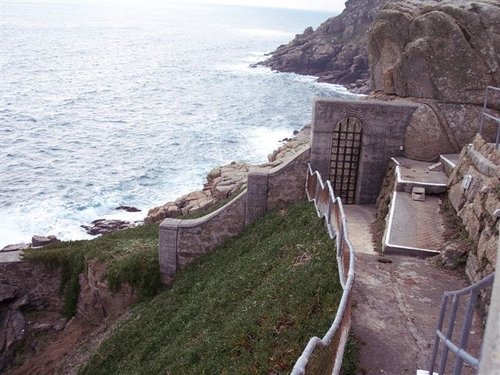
[330,117,363,204]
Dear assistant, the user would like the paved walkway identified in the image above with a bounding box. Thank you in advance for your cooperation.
[343,205,483,375]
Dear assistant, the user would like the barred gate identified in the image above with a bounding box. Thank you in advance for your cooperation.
[291,164,355,375]
[330,117,362,204]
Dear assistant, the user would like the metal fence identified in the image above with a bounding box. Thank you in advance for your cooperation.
[479,86,500,149]
[427,272,496,375]
[291,164,355,375]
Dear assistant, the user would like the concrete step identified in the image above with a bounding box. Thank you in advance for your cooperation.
[392,157,448,194]
[383,191,444,257]
[440,153,460,177]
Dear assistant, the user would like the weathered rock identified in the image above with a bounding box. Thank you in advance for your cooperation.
[115,205,141,213]
[81,219,135,236]
[0,310,28,372]
[145,133,309,224]
[369,0,500,105]
[257,0,387,88]
[435,242,468,270]
[1,243,30,253]
[31,235,60,248]
[77,260,138,324]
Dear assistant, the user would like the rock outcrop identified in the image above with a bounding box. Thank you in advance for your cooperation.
[145,135,309,224]
[369,0,500,105]
[367,0,500,159]
[257,0,388,93]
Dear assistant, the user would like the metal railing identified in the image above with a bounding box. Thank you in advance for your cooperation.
[479,86,500,149]
[291,164,355,375]
[428,272,495,375]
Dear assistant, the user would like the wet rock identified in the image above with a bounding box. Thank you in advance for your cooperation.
[1,243,30,253]
[115,205,141,213]
[31,235,60,248]
[81,219,135,236]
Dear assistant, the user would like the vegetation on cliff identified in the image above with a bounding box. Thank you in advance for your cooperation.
[23,224,163,317]
[80,202,352,374]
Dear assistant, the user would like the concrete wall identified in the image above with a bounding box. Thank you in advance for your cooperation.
[310,98,417,204]
[448,135,499,287]
[159,145,311,282]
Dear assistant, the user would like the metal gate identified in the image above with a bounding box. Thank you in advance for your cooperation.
[330,117,362,204]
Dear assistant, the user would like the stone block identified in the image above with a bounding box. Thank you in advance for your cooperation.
[448,183,465,212]
[458,204,482,244]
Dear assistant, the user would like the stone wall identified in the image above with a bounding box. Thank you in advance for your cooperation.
[159,191,247,282]
[159,145,311,282]
[310,98,416,203]
[448,135,499,286]
[0,261,63,312]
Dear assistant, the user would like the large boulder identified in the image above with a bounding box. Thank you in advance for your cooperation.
[369,0,500,105]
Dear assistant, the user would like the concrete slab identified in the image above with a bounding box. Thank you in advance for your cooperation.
[393,157,448,194]
[384,192,444,256]
[352,253,484,375]
[343,204,377,255]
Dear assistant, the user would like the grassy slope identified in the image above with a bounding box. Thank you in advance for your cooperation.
[81,202,344,375]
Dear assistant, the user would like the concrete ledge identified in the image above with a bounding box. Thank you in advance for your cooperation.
[392,157,448,194]
[440,153,459,177]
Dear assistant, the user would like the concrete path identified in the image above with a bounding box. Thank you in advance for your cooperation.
[344,205,483,375]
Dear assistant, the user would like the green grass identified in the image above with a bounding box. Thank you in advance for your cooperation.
[80,202,345,375]
[23,223,163,317]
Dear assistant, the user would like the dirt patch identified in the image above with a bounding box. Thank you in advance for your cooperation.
[6,314,128,375]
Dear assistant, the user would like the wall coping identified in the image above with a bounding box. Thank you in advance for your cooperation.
[160,190,248,229]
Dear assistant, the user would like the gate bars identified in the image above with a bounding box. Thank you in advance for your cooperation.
[291,164,355,375]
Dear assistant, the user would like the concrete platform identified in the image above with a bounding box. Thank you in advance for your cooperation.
[393,157,448,194]
[384,191,444,256]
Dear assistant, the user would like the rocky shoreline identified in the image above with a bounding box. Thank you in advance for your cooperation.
[0,126,310,253]
[254,0,387,94]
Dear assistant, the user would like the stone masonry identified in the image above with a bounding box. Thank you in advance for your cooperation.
[310,98,417,203]
[159,145,310,282]
[448,135,499,287]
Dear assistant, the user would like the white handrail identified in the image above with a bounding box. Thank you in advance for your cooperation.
[292,164,356,375]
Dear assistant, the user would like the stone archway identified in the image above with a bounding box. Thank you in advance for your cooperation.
[329,116,363,204]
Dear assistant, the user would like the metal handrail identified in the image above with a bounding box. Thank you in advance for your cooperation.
[479,86,500,149]
[291,164,355,375]
[428,272,495,375]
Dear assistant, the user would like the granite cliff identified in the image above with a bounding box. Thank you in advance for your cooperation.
[257,0,388,93]
[262,0,499,159]
[369,0,500,159]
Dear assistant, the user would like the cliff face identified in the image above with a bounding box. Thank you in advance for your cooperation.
[369,0,500,105]
[368,0,500,159]
[258,0,388,91]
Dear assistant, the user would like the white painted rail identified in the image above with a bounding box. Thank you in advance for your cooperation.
[291,164,355,375]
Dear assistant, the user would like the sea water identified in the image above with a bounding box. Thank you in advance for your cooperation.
[0,1,355,247]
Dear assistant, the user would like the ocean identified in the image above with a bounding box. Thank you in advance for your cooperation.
[0,1,355,247]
